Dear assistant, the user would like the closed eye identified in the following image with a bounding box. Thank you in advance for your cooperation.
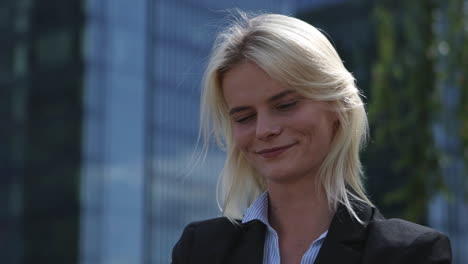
[235,114,256,124]
[277,101,298,110]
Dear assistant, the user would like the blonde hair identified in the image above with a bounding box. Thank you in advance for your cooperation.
[200,12,373,223]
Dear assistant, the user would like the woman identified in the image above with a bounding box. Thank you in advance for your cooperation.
[172,13,451,264]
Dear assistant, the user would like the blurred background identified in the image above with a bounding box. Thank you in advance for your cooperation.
[1,0,467,263]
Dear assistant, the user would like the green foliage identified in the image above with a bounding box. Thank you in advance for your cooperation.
[368,0,442,223]
[444,0,468,166]
[443,0,468,197]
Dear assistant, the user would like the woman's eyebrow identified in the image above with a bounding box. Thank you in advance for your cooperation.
[229,106,251,116]
[268,90,295,102]
[228,90,296,116]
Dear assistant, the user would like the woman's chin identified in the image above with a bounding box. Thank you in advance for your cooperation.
[261,170,305,185]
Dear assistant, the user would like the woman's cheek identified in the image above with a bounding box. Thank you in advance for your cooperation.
[233,125,253,153]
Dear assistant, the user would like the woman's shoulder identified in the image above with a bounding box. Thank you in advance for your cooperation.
[369,217,449,245]
[364,216,451,263]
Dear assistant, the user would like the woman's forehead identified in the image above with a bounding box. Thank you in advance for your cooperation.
[221,62,292,103]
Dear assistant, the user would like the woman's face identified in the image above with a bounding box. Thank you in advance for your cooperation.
[222,61,338,184]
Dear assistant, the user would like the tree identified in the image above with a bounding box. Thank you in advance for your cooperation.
[367,0,441,223]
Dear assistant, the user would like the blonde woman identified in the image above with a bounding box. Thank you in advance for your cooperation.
[172,13,451,264]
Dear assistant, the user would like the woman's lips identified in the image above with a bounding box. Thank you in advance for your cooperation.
[256,143,297,159]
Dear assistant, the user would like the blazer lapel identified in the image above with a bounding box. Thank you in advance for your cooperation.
[225,219,266,264]
[314,203,375,264]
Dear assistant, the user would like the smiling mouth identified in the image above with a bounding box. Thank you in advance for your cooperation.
[256,143,297,158]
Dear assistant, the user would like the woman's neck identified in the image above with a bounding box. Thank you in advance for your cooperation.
[267,180,334,242]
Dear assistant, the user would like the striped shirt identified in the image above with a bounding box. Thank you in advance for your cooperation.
[242,192,328,264]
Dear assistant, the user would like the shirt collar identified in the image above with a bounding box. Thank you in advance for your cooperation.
[242,191,270,226]
[242,191,329,240]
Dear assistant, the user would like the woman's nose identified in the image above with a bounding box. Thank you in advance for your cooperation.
[256,114,282,141]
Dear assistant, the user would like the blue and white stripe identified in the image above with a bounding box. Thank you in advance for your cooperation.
[242,192,328,264]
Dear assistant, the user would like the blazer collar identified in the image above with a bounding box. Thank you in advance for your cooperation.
[314,203,376,264]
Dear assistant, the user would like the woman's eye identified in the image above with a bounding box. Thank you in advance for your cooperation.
[277,101,298,110]
[235,114,255,124]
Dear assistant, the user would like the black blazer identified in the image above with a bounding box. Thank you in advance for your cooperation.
[172,203,451,264]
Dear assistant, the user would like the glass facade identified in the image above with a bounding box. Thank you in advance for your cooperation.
[80,0,147,263]
[1,1,29,263]
[1,0,84,263]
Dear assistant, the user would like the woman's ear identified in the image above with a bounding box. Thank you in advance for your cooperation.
[325,102,340,137]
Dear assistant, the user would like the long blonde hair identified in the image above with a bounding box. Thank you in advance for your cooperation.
[200,12,373,223]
